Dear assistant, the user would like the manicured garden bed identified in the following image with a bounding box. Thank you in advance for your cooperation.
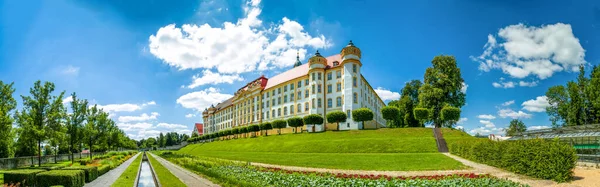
[158,152,526,187]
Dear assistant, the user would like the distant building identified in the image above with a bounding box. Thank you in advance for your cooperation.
[192,123,204,136]
[488,134,510,141]
[201,41,387,134]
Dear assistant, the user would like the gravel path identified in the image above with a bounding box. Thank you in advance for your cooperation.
[149,153,219,187]
[84,153,141,187]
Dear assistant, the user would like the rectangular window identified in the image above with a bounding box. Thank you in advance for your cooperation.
[272,90,275,96]
[336,97,342,107]
[353,64,357,73]
[347,110,351,119]
[327,98,332,108]
[317,84,322,93]
[312,99,316,109]
[353,77,357,87]
[297,91,302,100]
[312,73,316,81]
[284,95,288,103]
[317,98,322,108]
[290,106,294,114]
[353,92,358,103]
[318,72,322,80]
[284,85,287,92]
[305,90,309,98]
[278,88,281,94]
[284,107,287,115]
[290,83,294,90]
[312,85,315,94]
[305,79,309,85]
[278,108,281,116]
[266,101,270,107]
[336,71,341,78]
[327,84,332,93]
[327,72,332,80]
[278,97,281,105]
[305,102,309,111]
[297,104,301,113]
[337,83,342,92]
[298,81,302,88]
[290,93,295,101]
[272,110,275,117]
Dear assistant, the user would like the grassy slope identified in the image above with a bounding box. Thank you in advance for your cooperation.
[442,128,477,146]
[147,154,186,186]
[111,154,142,187]
[178,128,473,171]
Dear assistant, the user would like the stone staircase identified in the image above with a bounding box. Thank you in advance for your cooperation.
[433,128,449,153]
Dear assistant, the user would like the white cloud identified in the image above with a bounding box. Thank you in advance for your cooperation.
[472,23,586,80]
[492,79,515,88]
[501,100,515,106]
[528,125,550,130]
[460,82,468,94]
[477,114,496,120]
[97,101,156,113]
[455,125,464,130]
[519,80,538,87]
[469,126,504,136]
[118,112,160,123]
[457,118,468,124]
[177,87,233,111]
[374,87,400,101]
[185,114,196,118]
[187,70,244,88]
[498,108,532,119]
[148,0,331,74]
[62,96,73,104]
[61,65,80,76]
[117,122,153,132]
[480,120,496,128]
[521,96,551,112]
[156,123,187,129]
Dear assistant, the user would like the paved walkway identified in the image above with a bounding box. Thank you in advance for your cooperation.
[84,153,141,187]
[149,153,219,187]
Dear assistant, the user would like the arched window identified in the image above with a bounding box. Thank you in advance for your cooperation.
[336,97,342,107]
[284,107,288,115]
[327,98,332,108]
[305,102,309,111]
[297,104,302,113]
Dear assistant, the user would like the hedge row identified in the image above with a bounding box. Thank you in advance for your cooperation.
[3,169,46,186]
[63,166,98,182]
[36,170,85,187]
[449,138,577,182]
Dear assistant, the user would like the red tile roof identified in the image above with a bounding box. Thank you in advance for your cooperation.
[194,123,203,135]
[264,54,341,90]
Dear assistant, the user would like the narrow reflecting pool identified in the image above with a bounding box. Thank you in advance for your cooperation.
[137,161,157,187]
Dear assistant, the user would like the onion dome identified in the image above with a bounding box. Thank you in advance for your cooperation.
[308,50,327,66]
[293,51,302,67]
[341,40,361,59]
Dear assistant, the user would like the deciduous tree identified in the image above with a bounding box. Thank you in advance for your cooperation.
[352,108,374,129]
[505,119,527,136]
[0,81,16,158]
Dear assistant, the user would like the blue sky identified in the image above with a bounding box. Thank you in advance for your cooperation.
[1,0,599,139]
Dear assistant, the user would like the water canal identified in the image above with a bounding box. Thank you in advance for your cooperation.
[136,152,159,187]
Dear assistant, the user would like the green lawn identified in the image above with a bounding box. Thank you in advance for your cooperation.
[147,154,186,186]
[111,154,142,187]
[179,128,472,171]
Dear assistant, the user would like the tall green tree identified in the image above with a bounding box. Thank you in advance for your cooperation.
[84,105,102,160]
[505,119,527,136]
[566,81,584,126]
[158,133,166,148]
[416,56,465,128]
[546,85,569,127]
[17,81,62,166]
[46,91,67,163]
[586,66,600,123]
[0,81,16,158]
[67,93,87,163]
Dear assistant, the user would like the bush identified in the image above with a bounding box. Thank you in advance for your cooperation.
[449,138,577,182]
[36,170,85,187]
[413,108,430,120]
[98,165,111,176]
[352,108,374,125]
[441,106,460,121]
[271,120,287,135]
[325,111,345,130]
[259,122,273,136]
[303,114,324,125]
[3,169,46,187]
[287,117,304,133]
[62,166,98,183]
[381,106,400,124]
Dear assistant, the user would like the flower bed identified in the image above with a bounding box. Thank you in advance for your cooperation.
[160,152,527,187]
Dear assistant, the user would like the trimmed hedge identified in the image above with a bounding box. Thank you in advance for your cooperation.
[36,170,85,187]
[441,106,460,121]
[450,138,577,182]
[98,165,111,176]
[413,108,429,120]
[63,166,98,183]
[303,114,324,125]
[3,169,46,187]
[352,108,374,123]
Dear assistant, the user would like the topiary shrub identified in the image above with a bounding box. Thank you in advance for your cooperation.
[259,122,272,136]
[62,166,98,183]
[381,106,400,128]
[413,108,430,121]
[271,120,287,135]
[286,117,304,133]
[449,138,577,182]
[3,169,46,187]
[352,108,374,129]
[441,106,461,122]
[325,111,345,131]
[36,170,85,187]
[98,165,110,176]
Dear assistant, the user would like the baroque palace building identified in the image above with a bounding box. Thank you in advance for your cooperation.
[201,41,386,135]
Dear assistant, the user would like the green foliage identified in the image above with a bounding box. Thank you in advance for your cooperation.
[504,119,526,136]
[303,114,324,125]
[440,106,460,122]
[413,108,430,121]
[98,165,110,176]
[112,154,142,187]
[546,65,600,126]
[0,81,16,158]
[287,117,304,133]
[146,153,186,187]
[232,127,240,136]
[418,56,465,127]
[271,120,287,135]
[381,106,400,128]
[325,111,345,130]
[36,170,85,187]
[449,139,577,182]
[259,122,272,136]
[352,108,374,126]
[63,166,98,183]
[3,169,46,187]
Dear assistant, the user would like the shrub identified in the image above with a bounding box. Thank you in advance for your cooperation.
[304,114,324,125]
[36,170,85,187]
[441,106,460,121]
[232,128,240,137]
[287,117,304,133]
[413,108,429,121]
[352,108,374,128]
[381,106,400,127]
[325,112,345,130]
[3,169,46,187]
[259,122,272,136]
[449,139,577,182]
[63,166,98,183]
[98,165,111,176]
[249,124,261,136]
[271,120,287,135]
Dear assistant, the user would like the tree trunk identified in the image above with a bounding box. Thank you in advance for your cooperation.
[38,140,42,167]
[89,139,93,161]
[55,146,58,164]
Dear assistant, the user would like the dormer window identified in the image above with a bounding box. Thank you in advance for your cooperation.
[333,61,339,66]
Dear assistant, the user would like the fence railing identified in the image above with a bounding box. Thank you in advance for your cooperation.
[0,152,106,170]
